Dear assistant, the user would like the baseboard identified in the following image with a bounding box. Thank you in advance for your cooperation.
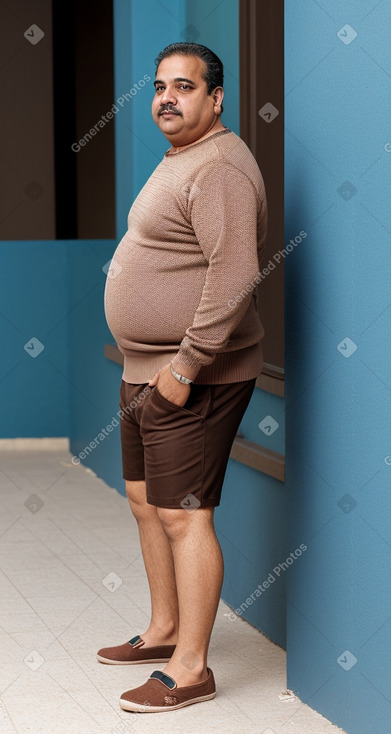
[0,438,70,451]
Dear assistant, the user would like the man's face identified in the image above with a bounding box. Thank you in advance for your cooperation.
[151,54,222,146]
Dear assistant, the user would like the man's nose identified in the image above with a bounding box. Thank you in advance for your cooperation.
[160,86,176,105]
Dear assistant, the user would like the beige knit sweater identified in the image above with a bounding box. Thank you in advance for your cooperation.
[104,128,268,385]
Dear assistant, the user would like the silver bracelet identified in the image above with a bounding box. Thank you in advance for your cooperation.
[170,363,193,384]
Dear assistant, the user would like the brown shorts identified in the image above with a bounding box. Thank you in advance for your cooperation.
[119,378,256,508]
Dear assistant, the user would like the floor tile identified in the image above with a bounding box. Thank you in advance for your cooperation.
[0,448,347,734]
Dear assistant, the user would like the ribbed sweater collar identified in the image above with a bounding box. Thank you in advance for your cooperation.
[164,128,232,157]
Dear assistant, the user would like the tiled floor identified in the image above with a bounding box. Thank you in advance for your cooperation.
[0,445,347,734]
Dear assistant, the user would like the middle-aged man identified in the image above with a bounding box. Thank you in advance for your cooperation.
[102,42,268,713]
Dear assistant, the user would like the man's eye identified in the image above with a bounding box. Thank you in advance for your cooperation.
[179,84,190,90]
[155,85,164,92]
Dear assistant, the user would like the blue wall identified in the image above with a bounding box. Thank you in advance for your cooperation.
[0,237,121,495]
[67,238,123,491]
[0,241,69,438]
[285,1,391,732]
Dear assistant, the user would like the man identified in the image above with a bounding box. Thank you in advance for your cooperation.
[102,41,268,713]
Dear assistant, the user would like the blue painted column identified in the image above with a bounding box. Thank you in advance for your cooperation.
[285,2,391,732]
[113,0,186,236]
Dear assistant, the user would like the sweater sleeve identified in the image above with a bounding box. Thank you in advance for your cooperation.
[170,159,267,378]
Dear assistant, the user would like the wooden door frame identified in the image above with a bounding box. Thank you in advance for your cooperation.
[239,0,285,385]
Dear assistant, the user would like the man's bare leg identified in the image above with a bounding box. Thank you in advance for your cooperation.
[155,505,224,686]
[125,480,179,645]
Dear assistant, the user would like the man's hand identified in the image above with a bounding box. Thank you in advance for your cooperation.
[148,364,191,407]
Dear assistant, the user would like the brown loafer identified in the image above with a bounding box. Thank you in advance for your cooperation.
[119,668,216,712]
[97,635,176,665]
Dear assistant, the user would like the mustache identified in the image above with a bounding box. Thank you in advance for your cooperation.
[159,105,181,115]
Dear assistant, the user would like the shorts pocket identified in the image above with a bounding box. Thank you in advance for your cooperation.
[151,385,209,419]
[153,385,191,411]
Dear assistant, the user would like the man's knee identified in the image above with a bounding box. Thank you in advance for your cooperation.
[156,505,213,541]
[125,480,156,521]
[156,507,188,540]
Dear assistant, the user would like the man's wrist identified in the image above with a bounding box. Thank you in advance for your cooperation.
[170,358,199,382]
[170,363,193,384]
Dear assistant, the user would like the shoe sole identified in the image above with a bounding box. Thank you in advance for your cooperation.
[97,654,173,665]
[119,691,216,712]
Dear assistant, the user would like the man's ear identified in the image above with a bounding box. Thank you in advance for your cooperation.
[212,86,224,113]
